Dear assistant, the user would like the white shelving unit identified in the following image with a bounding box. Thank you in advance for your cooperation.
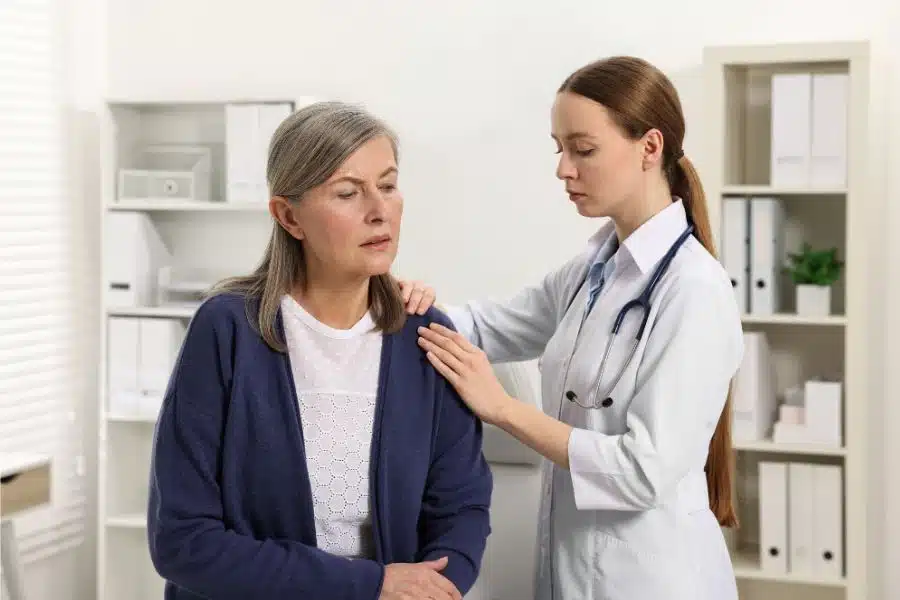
[96,99,295,599]
[702,41,878,600]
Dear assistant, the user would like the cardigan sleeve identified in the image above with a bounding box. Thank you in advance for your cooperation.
[415,311,494,595]
[146,297,384,600]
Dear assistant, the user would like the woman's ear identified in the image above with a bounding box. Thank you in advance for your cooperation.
[269,196,304,240]
[640,128,665,170]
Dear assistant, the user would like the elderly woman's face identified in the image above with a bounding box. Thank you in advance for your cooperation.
[275,135,403,284]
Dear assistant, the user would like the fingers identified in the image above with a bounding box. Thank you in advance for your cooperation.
[427,322,477,352]
[420,556,448,570]
[428,570,462,600]
[398,280,436,315]
[417,326,472,362]
[421,345,464,385]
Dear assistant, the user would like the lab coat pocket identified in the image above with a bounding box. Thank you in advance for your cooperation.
[593,528,691,600]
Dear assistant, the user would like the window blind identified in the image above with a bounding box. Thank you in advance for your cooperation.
[0,0,87,561]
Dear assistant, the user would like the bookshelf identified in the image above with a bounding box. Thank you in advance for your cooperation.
[702,41,876,600]
[95,98,293,599]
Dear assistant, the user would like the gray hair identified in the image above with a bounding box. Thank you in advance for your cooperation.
[209,101,405,351]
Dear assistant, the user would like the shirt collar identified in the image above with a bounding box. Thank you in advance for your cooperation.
[586,198,690,275]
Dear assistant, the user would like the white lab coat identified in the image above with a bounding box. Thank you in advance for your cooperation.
[446,200,744,600]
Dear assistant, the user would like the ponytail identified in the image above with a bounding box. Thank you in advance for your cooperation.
[673,154,739,528]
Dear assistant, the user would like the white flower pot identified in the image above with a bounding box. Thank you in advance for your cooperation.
[796,284,831,317]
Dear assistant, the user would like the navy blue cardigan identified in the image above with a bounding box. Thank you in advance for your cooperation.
[146,292,493,600]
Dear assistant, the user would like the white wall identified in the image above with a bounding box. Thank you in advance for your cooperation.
[71,1,899,599]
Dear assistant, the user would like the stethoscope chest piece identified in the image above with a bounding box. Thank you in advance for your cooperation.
[565,390,614,409]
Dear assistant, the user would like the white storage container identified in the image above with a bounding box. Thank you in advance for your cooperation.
[117,145,212,203]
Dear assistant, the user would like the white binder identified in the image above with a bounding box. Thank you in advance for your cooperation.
[749,197,784,315]
[731,331,777,442]
[721,196,749,313]
[770,73,812,187]
[104,212,172,308]
[788,462,814,575]
[138,318,187,404]
[758,461,788,573]
[811,464,843,578]
[810,73,849,188]
[225,102,294,203]
[107,317,140,414]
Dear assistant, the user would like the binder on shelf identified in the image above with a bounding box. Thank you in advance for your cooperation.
[107,317,141,415]
[749,197,784,315]
[107,316,186,418]
[788,462,814,575]
[758,461,788,573]
[770,73,812,187]
[721,196,749,313]
[810,73,849,188]
[104,212,172,308]
[731,331,777,442]
[225,102,294,204]
[811,464,843,579]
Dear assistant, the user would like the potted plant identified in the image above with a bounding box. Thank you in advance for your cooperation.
[784,243,843,316]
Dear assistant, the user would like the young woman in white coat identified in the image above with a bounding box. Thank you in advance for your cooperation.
[404,55,744,600]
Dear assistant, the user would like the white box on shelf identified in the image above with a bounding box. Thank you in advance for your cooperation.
[804,379,842,446]
[770,72,812,187]
[225,102,293,203]
[117,145,212,203]
[156,266,228,308]
[795,283,832,316]
[104,212,173,308]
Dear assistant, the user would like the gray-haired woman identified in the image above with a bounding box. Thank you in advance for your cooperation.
[146,101,493,600]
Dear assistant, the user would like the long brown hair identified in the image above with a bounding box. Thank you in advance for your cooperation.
[560,56,738,527]
[209,101,406,352]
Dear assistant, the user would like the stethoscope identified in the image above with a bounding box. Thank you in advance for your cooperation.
[565,223,695,410]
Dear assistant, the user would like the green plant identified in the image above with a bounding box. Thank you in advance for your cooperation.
[785,243,844,286]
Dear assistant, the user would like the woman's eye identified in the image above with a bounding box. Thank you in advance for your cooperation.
[379,183,397,193]
[575,148,594,157]
[337,190,357,199]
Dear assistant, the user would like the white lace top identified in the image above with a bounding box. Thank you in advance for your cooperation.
[280,294,382,559]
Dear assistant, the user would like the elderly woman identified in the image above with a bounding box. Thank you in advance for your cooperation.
[146,101,493,600]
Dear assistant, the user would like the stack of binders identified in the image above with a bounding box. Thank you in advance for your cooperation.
[721,196,784,316]
[758,461,843,580]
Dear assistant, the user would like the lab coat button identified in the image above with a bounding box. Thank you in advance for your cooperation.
[601,397,613,408]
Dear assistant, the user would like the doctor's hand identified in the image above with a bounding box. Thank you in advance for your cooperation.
[380,557,462,600]
[399,279,437,315]
[417,323,513,425]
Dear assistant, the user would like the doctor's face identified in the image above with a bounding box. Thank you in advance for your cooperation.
[551,91,646,219]
[272,135,403,284]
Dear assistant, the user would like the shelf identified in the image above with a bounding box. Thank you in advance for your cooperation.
[731,551,846,587]
[106,514,147,528]
[108,200,270,213]
[106,412,159,424]
[108,306,196,319]
[733,439,845,457]
[722,185,846,197]
[741,313,846,326]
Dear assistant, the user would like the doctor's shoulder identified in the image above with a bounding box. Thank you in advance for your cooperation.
[661,243,745,351]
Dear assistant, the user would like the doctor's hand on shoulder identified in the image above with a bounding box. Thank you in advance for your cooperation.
[399,279,511,423]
